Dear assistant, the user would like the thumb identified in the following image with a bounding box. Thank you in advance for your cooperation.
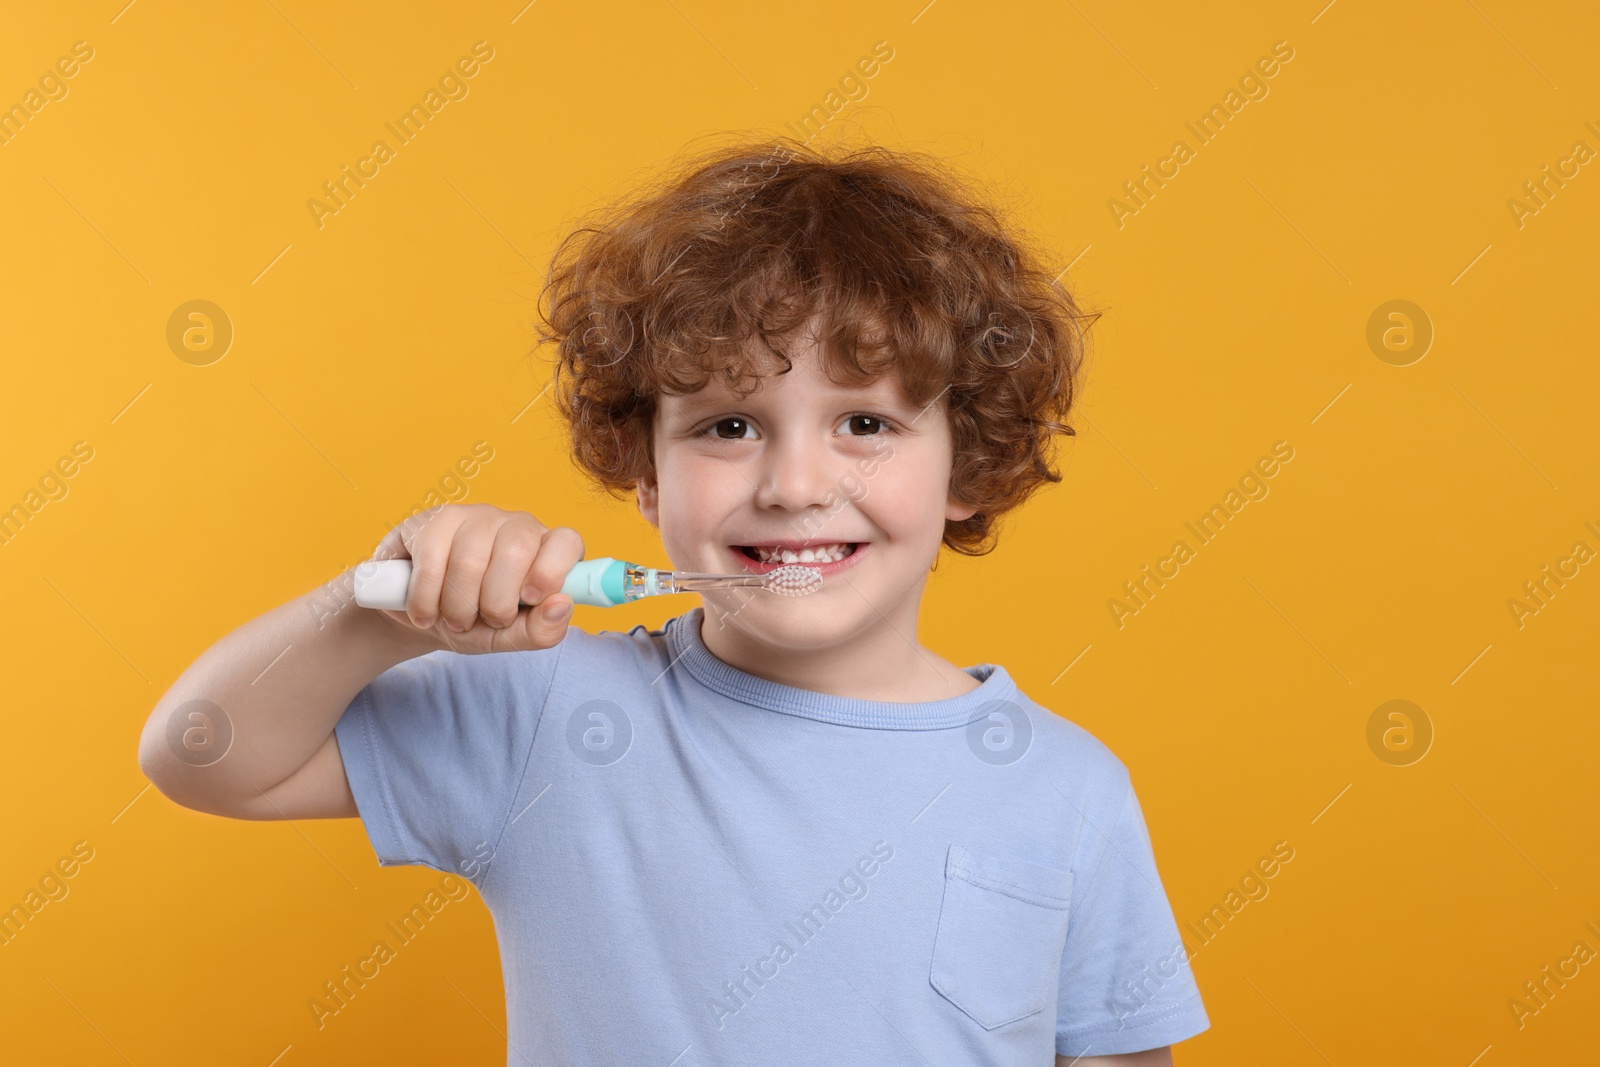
[372,523,409,561]
[508,594,574,650]
[373,508,439,561]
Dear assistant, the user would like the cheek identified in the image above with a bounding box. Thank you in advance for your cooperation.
[861,447,950,534]
[656,450,736,530]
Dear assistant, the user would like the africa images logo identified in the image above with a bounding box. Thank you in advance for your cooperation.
[965,699,1033,766]
[566,699,632,766]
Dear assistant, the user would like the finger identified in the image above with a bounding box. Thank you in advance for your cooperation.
[404,507,471,629]
[438,512,500,632]
[522,526,586,607]
[480,516,547,629]
[506,593,574,651]
[372,524,406,561]
[374,506,439,561]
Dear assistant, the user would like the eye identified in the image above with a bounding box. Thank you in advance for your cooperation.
[701,417,756,440]
[838,413,897,436]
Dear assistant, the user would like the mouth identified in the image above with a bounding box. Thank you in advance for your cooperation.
[728,541,869,578]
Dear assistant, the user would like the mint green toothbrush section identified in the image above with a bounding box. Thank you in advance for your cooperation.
[558,557,632,608]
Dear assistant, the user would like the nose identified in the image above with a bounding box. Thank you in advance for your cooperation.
[751,428,844,518]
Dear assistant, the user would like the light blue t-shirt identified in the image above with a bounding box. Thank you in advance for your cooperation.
[334,606,1209,1064]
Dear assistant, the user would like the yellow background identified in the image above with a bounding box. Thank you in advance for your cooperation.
[3,0,1597,1063]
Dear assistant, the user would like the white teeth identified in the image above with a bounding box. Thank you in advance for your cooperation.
[750,543,853,563]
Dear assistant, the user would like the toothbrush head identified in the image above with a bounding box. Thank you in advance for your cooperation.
[764,565,824,597]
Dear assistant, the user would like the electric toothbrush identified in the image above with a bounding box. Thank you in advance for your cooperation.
[351,556,822,611]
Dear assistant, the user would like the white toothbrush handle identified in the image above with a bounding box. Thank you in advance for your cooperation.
[351,559,414,611]
[351,557,624,610]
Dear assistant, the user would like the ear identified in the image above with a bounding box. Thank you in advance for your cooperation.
[637,477,660,527]
[945,495,977,522]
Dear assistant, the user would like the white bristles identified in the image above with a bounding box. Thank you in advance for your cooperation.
[764,565,824,596]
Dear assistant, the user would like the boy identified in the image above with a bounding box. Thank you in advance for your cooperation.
[140,138,1209,1065]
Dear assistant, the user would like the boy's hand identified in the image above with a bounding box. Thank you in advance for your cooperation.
[369,503,583,655]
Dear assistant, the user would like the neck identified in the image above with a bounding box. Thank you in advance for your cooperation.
[696,583,978,703]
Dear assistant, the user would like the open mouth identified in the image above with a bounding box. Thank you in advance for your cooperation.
[729,541,869,576]
[738,543,859,564]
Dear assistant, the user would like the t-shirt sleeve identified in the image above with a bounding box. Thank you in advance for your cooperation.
[333,640,565,881]
[1055,776,1210,1057]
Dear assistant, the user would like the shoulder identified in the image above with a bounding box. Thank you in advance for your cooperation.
[376,615,671,697]
[527,609,692,684]
[952,670,1142,878]
[1005,678,1132,796]
[989,677,1141,846]
[537,609,686,657]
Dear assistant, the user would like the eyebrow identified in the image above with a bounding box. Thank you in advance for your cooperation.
[668,381,919,416]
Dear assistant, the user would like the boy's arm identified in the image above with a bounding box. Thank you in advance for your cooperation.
[1053,771,1210,1056]
[137,564,439,820]
[139,506,583,822]
[1058,1048,1172,1067]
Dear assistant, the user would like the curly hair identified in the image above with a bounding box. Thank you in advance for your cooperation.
[535,135,1094,556]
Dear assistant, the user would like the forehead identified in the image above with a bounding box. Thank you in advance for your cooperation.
[662,361,922,414]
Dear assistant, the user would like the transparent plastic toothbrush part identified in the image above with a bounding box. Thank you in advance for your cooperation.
[620,563,823,601]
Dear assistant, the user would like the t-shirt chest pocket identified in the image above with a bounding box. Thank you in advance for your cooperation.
[929,843,1075,1030]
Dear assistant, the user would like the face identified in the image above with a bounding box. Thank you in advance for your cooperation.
[636,327,976,653]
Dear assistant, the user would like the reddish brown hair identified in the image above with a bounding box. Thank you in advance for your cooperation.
[536,136,1093,555]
